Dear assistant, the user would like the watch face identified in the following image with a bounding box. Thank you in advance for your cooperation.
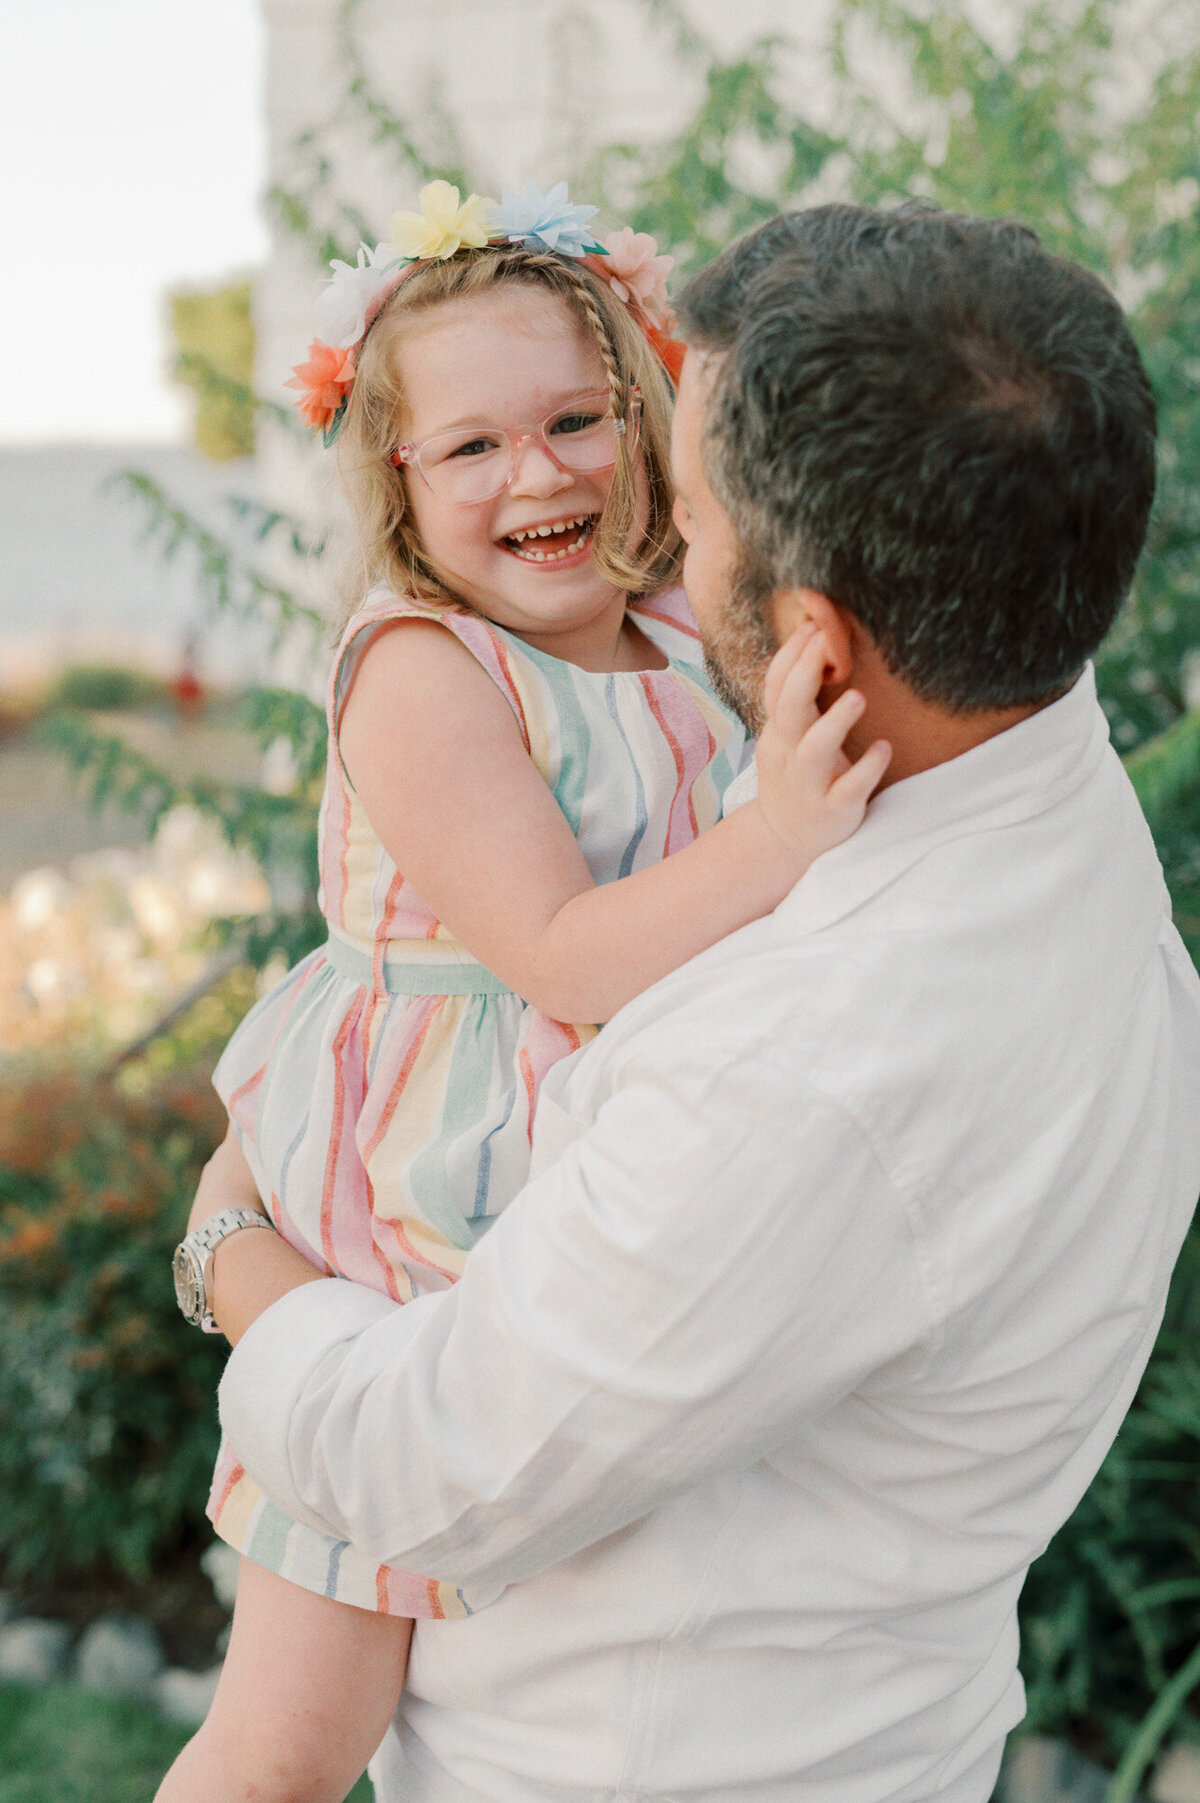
[172,1243,204,1324]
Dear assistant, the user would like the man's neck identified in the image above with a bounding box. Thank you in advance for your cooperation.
[834,640,1061,790]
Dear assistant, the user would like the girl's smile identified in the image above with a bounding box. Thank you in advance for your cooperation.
[501,513,596,562]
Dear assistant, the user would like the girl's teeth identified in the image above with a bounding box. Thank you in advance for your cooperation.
[506,516,593,561]
[509,515,587,544]
[511,526,592,563]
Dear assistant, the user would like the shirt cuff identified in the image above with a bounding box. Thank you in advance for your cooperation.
[218,1277,398,1533]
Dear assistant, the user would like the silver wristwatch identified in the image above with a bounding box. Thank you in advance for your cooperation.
[172,1207,277,1333]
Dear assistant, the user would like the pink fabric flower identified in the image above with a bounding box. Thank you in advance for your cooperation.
[600,228,675,330]
[284,341,357,434]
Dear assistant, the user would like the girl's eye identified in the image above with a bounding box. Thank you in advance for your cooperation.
[446,435,500,460]
[550,411,604,437]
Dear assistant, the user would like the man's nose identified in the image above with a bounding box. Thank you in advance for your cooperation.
[508,432,572,495]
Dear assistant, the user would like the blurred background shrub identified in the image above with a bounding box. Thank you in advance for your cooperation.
[0,1061,227,1588]
[45,667,171,714]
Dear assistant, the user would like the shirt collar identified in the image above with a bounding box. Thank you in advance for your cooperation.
[774,664,1114,935]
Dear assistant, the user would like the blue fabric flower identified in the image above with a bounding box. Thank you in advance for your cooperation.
[488,181,600,258]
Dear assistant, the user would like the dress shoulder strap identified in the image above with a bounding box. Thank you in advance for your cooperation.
[328,590,532,754]
[626,584,704,658]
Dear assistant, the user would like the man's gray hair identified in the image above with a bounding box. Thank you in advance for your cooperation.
[677,203,1156,713]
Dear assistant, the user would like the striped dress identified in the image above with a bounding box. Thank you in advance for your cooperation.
[207,584,751,1617]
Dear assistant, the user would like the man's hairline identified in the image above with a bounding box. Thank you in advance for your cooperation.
[671,340,729,516]
[678,340,736,505]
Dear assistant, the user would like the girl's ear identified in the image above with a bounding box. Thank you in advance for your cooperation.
[770,587,853,686]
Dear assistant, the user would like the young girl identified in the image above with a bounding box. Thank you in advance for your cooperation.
[158,180,889,1802]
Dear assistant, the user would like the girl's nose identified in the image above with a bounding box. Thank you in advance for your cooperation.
[508,433,573,496]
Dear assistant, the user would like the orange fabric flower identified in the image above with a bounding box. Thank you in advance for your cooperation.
[284,341,357,433]
[643,321,687,387]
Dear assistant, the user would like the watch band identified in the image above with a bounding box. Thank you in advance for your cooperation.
[173,1207,276,1333]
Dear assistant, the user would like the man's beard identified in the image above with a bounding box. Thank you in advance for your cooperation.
[700,544,779,736]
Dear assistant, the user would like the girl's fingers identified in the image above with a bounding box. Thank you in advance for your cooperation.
[769,629,828,744]
[789,685,866,775]
[763,622,819,724]
[828,738,893,809]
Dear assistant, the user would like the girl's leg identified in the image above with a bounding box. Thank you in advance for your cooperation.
[155,1555,412,1803]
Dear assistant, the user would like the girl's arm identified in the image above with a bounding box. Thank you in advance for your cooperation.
[155,1556,410,1803]
[338,618,889,1024]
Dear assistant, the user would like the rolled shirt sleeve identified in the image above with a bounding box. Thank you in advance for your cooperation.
[218,1035,936,1595]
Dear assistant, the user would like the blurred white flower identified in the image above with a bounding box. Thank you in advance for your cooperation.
[72,848,143,889]
[90,924,142,969]
[25,957,85,1007]
[4,801,271,1054]
[128,876,182,947]
[122,957,171,997]
[183,859,231,915]
[154,806,271,919]
[154,804,213,864]
[260,735,298,796]
[13,869,73,932]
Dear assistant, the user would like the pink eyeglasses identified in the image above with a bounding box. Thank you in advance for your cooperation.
[390,388,641,505]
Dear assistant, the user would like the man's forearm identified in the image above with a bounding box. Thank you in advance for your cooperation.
[218,1060,925,1592]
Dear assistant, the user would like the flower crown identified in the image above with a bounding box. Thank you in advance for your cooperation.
[286,179,685,444]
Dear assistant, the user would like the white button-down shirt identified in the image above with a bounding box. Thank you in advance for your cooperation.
[221,666,1200,1803]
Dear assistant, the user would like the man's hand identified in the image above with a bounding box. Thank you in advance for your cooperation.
[754,625,892,859]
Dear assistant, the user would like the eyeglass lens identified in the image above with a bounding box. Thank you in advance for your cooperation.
[415,393,625,504]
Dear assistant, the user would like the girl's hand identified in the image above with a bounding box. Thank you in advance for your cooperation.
[753,625,892,862]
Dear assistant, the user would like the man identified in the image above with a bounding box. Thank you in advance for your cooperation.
[206,204,1200,1801]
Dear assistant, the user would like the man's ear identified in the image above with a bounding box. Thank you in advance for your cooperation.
[771,587,854,687]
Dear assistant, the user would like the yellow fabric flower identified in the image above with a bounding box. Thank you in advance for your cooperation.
[388,181,496,261]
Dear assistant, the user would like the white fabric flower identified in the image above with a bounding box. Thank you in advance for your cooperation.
[314,242,404,349]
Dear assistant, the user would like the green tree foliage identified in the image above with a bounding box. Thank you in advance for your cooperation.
[170,279,257,462]
[49,471,331,968]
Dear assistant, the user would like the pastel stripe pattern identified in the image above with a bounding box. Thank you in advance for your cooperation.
[208,586,751,1615]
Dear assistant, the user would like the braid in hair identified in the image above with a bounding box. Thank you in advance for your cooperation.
[543,256,643,591]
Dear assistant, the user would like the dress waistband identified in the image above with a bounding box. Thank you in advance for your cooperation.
[322,933,514,997]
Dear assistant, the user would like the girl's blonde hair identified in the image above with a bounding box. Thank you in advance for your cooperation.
[335,245,682,615]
